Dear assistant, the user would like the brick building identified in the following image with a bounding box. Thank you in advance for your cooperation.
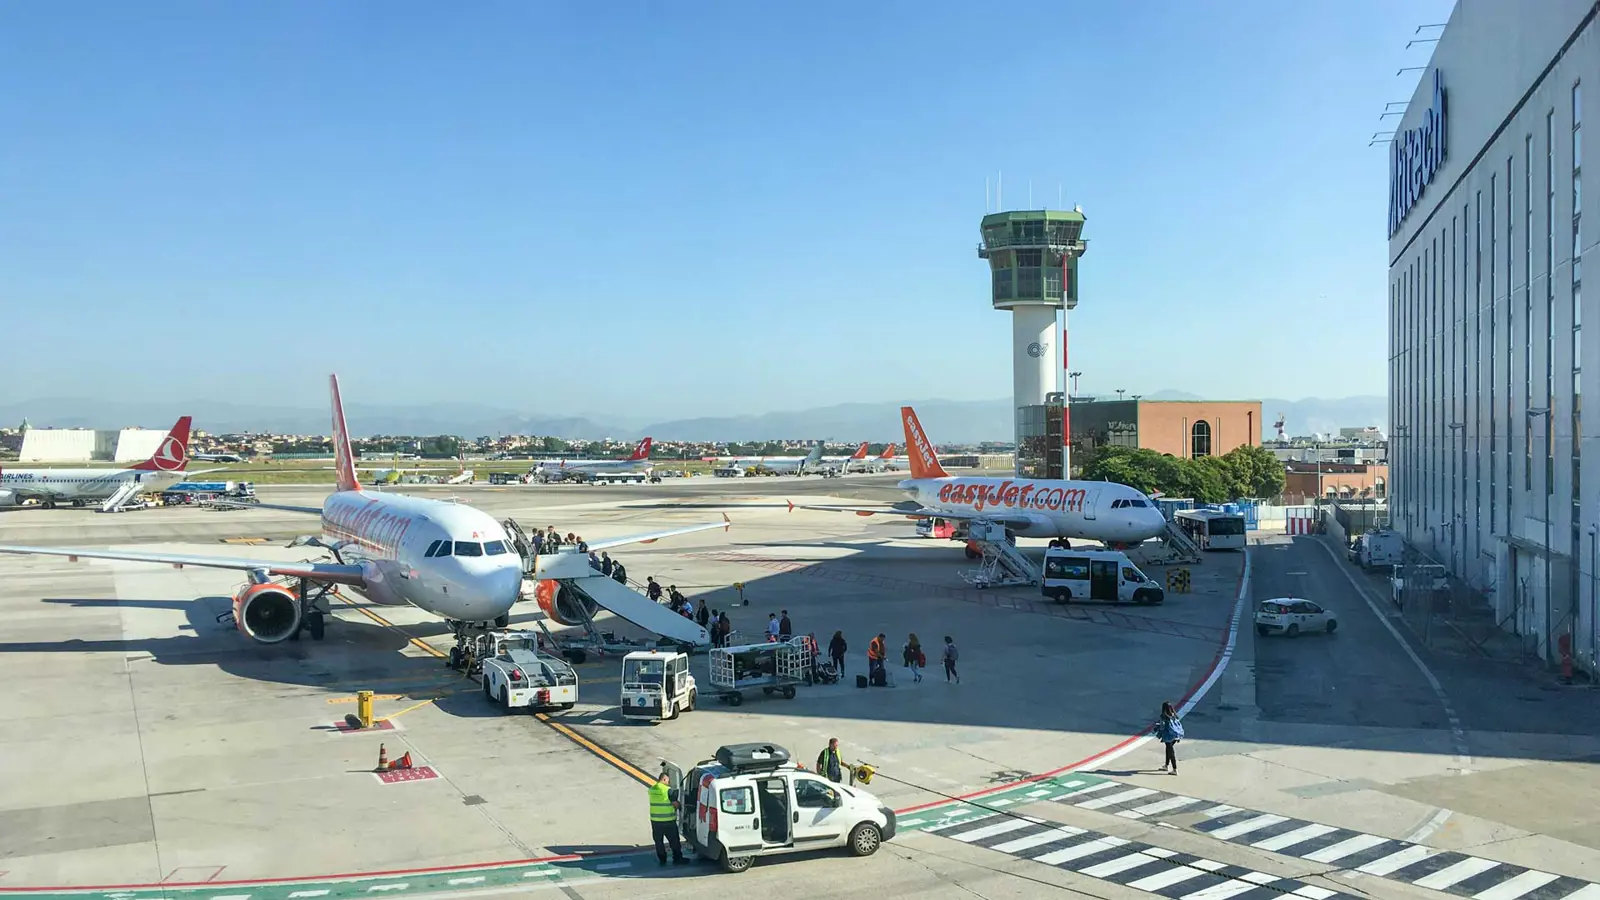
[1281,461,1390,505]
[1068,398,1264,465]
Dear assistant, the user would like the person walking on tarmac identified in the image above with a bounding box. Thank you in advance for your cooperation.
[778,610,793,641]
[816,738,845,784]
[828,630,848,677]
[647,770,688,866]
[1154,701,1184,775]
[903,633,925,683]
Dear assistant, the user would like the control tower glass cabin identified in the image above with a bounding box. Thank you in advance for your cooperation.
[978,210,1086,480]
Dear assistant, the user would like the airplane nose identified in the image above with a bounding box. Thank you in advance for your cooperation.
[484,564,524,616]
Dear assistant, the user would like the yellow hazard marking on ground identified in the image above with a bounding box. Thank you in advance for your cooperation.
[378,698,440,722]
[222,537,269,544]
[337,596,449,659]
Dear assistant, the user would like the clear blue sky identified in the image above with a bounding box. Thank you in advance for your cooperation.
[0,0,1453,419]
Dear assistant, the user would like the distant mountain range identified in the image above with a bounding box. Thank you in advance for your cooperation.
[0,393,1387,444]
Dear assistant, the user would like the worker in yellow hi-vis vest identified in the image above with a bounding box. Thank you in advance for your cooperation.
[649,770,687,866]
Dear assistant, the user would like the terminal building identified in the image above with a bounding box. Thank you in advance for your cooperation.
[17,426,169,463]
[1067,397,1264,465]
[1388,0,1597,672]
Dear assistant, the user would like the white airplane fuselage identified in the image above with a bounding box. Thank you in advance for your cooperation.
[0,467,187,505]
[321,490,522,623]
[901,475,1168,543]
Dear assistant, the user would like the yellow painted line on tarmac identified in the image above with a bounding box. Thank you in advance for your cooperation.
[221,537,269,545]
[326,693,408,704]
[337,595,449,659]
[536,712,654,786]
[378,698,440,722]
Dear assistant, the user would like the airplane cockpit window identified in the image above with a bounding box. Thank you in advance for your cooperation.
[425,540,447,557]
[1129,499,1149,507]
[1111,499,1126,508]
[484,540,509,555]
[453,541,483,557]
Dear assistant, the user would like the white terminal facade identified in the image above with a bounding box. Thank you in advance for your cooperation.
[1389,0,1599,673]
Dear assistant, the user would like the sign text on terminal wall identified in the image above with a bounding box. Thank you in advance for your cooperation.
[1389,68,1448,238]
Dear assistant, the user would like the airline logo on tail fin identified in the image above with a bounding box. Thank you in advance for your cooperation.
[900,407,949,480]
[850,442,869,460]
[131,417,192,472]
[329,374,362,493]
[879,443,897,459]
[630,438,653,462]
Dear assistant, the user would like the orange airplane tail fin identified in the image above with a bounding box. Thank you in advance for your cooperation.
[879,443,897,459]
[329,375,362,493]
[851,442,869,460]
[130,416,192,472]
[900,407,948,480]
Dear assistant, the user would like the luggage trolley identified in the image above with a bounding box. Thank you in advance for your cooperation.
[705,639,809,706]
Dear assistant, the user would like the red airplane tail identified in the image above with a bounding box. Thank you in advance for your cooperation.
[879,443,897,460]
[130,416,193,473]
[899,407,948,480]
[850,442,869,460]
[629,437,653,461]
[329,375,362,493]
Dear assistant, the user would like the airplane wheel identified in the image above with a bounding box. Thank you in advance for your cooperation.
[449,646,464,669]
[494,614,510,628]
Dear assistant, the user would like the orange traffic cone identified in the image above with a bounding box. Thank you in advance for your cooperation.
[392,751,414,770]
[376,744,388,771]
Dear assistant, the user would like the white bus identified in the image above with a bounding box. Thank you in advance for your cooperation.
[1173,509,1247,550]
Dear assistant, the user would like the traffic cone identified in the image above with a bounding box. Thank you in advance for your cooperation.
[375,744,388,771]
[392,751,414,770]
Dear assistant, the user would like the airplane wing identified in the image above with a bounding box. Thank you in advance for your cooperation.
[213,500,323,515]
[787,501,1038,529]
[0,544,367,584]
[584,515,732,552]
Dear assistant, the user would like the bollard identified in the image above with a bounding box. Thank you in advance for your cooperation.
[356,690,375,729]
[734,582,748,606]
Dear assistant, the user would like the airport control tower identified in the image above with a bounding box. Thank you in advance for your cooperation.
[978,209,1087,480]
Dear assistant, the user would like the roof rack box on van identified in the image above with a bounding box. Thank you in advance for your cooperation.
[715,743,792,774]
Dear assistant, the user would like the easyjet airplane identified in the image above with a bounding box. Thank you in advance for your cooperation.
[0,377,726,645]
[0,417,205,508]
[851,443,908,473]
[792,407,1168,545]
[533,438,654,481]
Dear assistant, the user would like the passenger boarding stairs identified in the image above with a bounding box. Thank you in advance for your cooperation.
[100,481,145,513]
[959,522,1040,589]
[523,546,711,651]
[1154,519,1202,564]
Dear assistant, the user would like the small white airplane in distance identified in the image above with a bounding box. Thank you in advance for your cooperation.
[811,442,870,475]
[192,451,245,464]
[0,417,210,508]
[0,376,728,647]
[790,407,1168,546]
[735,443,824,475]
[533,438,654,481]
[850,443,908,473]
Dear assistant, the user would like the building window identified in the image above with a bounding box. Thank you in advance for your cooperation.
[1191,420,1212,459]
[1547,110,1557,495]
[1491,176,1498,532]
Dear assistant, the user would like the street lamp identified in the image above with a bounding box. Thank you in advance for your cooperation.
[1068,371,1082,397]
[1115,389,1126,401]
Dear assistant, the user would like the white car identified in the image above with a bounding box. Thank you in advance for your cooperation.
[1255,598,1337,637]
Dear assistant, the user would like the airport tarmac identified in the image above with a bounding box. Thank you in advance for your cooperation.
[2,481,1598,899]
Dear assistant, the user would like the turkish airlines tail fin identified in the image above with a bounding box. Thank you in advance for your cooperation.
[850,442,869,460]
[130,416,193,472]
[629,437,653,461]
[900,407,949,480]
[879,443,897,460]
[329,374,362,493]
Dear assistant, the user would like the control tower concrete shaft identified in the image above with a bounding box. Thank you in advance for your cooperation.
[978,210,1087,479]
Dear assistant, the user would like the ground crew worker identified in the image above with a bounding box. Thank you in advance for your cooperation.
[867,633,886,685]
[816,738,845,783]
[648,770,687,866]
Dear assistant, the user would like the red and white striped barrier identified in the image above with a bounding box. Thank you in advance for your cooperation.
[1285,506,1318,535]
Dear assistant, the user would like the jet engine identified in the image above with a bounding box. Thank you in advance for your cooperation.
[0,492,17,507]
[232,583,302,644]
[533,579,598,627]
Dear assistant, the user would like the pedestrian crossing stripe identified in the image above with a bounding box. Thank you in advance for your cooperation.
[1025,778,1600,900]
[923,814,1355,900]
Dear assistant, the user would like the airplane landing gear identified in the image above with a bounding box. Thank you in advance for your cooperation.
[294,577,335,641]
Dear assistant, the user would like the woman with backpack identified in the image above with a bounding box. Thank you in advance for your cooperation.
[903,633,925,683]
[1155,701,1184,774]
[941,636,959,684]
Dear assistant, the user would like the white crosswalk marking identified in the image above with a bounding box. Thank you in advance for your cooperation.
[1251,823,1338,852]
[1413,856,1502,890]
[1127,865,1208,892]
[1208,813,1290,840]
[990,798,1014,807]
[288,893,330,899]
[991,825,1086,854]
[1077,787,1158,810]
[922,813,997,833]
[1469,871,1560,899]
[1080,851,1164,878]
[1057,781,1118,799]
[951,818,1038,843]
[1291,887,1338,899]
[1178,880,1265,900]
[1302,833,1390,863]
[1202,804,1242,818]
[1034,836,1128,866]
[1026,789,1052,798]
[1356,844,1437,875]
[1126,795,1203,817]
[1553,884,1600,899]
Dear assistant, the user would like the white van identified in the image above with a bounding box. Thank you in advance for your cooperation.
[1349,528,1403,571]
[1041,548,1164,605]
[667,743,896,873]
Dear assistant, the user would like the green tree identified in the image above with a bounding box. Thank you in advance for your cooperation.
[540,436,569,453]
[1219,444,1286,500]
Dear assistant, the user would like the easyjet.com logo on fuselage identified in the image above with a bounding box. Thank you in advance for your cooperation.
[936,481,1086,514]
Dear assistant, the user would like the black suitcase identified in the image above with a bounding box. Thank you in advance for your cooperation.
[856,674,868,689]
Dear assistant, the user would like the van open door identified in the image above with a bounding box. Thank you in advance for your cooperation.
[1089,558,1119,601]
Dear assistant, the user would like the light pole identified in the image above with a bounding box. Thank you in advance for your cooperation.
[1068,371,1082,397]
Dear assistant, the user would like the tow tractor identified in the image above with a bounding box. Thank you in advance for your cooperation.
[619,650,697,722]
[476,630,578,713]
[704,639,810,706]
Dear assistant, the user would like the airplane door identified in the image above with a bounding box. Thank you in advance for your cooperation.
[1090,560,1119,601]
[1083,489,1100,520]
